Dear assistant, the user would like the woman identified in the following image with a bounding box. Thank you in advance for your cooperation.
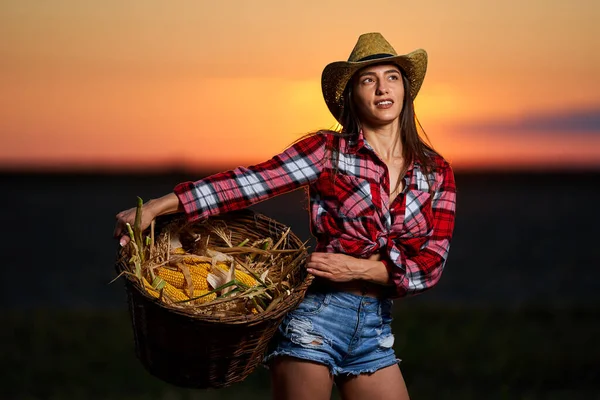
[114,32,457,400]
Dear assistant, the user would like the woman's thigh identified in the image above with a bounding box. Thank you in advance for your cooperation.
[336,364,410,400]
[270,356,334,400]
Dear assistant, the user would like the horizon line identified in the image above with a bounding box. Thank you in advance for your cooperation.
[1,162,599,176]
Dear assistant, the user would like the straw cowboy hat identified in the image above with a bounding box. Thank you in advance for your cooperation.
[321,32,428,124]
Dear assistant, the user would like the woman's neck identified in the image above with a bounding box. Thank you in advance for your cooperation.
[362,123,402,160]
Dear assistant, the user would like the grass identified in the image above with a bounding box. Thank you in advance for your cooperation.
[2,306,598,399]
[392,305,599,399]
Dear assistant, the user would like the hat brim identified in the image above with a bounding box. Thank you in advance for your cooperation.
[321,49,427,124]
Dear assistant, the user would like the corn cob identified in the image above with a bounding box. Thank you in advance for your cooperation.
[142,278,160,298]
[215,264,258,287]
[162,281,189,302]
[189,264,210,279]
[235,269,258,287]
[156,265,209,291]
[182,257,211,267]
[192,289,217,304]
[144,275,216,305]
[156,267,185,287]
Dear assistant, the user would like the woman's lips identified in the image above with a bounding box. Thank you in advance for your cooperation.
[375,100,394,109]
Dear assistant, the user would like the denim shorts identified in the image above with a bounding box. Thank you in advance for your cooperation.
[263,290,400,376]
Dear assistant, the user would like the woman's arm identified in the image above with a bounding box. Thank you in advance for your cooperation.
[114,133,328,245]
[174,133,327,222]
[306,252,391,285]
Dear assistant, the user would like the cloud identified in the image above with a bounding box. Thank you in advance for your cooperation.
[458,108,600,136]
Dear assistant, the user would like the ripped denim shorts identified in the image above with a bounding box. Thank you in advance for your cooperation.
[263,289,400,376]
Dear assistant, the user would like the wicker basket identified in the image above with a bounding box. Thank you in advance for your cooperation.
[115,209,313,389]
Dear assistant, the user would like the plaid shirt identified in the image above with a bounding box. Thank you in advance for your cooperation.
[174,131,457,298]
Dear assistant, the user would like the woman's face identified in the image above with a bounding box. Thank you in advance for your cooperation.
[351,63,405,128]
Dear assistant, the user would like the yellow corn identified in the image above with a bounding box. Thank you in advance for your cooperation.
[189,264,210,279]
[156,265,209,291]
[142,277,160,298]
[172,247,186,255]
[182,257,212,267]
[236,270,258,287]
[162,281,190,302]
[143,275,216,305]
[216,264,258,287]
[191,289,217,304]
[156,267,184,287]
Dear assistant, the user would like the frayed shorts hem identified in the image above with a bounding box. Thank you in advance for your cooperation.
[263,350,402,377]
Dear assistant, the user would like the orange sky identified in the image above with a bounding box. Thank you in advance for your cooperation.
[1,0,599,171]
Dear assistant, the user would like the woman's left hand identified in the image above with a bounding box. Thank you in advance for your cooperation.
[306,252,361,282]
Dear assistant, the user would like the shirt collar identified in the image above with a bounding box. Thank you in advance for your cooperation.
[346,129,418,175]
[345,130,366,154]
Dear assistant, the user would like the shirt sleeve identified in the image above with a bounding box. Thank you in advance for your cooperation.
[382,163,457,298]
[173,133,327,222]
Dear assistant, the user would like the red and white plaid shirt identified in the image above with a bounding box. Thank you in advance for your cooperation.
[174,131,457,298]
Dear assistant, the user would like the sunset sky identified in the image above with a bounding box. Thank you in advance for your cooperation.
[1,0,599,172]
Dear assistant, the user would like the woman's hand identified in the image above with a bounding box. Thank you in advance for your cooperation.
[306,252,363,282]
[113,193,183,247]
[113,204,156,247]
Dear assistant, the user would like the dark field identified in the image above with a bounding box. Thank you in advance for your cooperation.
[3,307,598,399]
[1,170,599,399]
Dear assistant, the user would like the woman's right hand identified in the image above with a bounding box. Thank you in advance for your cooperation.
[113,193,183,247]
[113,202,158,247]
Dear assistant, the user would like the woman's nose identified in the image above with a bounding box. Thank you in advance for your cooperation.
[375,81,389,95]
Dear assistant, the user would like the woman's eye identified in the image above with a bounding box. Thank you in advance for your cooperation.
[389,75,399,80]
[362,78,373,84]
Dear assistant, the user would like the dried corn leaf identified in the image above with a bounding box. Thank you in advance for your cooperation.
[206,248,232,266]
[207,272,226,291]
[175,262,194,296]
[221,263,236,295]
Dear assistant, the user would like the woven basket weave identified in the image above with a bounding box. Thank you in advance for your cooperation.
[115,209,312,389]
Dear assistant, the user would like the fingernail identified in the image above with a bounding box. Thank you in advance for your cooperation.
[119,238,126,247]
